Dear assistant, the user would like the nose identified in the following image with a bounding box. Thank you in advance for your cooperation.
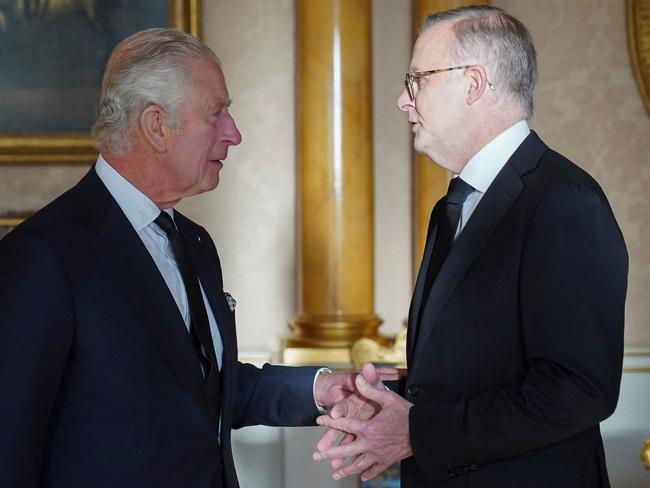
[222,112,242,146]
[397,88,414,112]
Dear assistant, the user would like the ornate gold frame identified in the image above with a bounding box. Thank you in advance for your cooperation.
[0,0,202,166]
[0,217,25,239]
[628,0,650,115]
[0,217,24,228]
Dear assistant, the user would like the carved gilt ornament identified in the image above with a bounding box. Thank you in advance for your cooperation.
[628,0,650,114]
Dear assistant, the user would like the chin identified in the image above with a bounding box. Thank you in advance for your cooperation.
[198,179,220,194]
[203,166,222,190]
[413,133,430,155]
[205,174,221,191]
[413,140,432,159]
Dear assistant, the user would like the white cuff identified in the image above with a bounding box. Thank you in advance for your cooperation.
[312,367,333,414]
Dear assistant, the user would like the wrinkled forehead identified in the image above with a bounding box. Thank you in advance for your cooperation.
[410,21,456,71]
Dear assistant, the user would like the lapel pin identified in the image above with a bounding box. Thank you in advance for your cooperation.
[197,235,202,243]
[224,292,236,312]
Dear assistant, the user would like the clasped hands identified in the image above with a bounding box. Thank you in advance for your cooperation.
[313,363,413,482]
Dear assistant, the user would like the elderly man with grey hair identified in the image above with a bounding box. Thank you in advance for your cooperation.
[314,5,627,488]
[0,28,366,488]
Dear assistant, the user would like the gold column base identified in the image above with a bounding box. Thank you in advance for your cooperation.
[283,346,354,367]
[283,314,389,366]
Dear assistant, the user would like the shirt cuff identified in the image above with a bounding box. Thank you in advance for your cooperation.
[312,367,333,414]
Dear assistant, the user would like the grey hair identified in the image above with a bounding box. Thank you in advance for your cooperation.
[423,5,537,119]
[91,28,220,155]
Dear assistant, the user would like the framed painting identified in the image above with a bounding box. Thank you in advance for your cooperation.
[0,213,30,239]
[628,0,650,115]
[0,0,201,165]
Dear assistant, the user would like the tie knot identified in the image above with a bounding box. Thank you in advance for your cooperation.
[154,211,177,235]
[446,177,474,205]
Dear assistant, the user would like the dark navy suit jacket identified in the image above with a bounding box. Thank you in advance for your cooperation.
[400,133,628,487]
[0,169,319,488]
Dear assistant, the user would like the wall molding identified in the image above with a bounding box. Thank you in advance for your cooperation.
[623,348,650,372]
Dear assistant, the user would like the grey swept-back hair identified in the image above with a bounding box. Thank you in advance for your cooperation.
[423,5,537,119]
[92,28,220,155]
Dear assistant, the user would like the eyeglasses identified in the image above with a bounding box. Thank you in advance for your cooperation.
[404,65,495,101]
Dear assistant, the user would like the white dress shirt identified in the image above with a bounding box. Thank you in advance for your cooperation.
[454,119,530,238]
[95,155,223,370]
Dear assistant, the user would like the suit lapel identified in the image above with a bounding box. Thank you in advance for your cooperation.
[410,132,548,367]
[407,201,442,362]
[74,169,210,418]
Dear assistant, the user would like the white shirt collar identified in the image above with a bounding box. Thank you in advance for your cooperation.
[94,154,172,231]
[458,120,530,193]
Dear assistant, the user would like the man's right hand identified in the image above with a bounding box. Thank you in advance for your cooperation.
[314,364,408,472]
[315,363,384,469]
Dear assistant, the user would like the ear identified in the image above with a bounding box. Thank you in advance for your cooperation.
[139,105,171,152]
[465,65,490,105]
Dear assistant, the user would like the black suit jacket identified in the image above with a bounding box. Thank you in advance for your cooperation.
[401,133,628,487]
[0,169,319,488]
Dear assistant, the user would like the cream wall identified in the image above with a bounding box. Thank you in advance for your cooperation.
[372,0,413,336]
[180,0,298,353]
[495,0,650,346]
[0,0,647,349]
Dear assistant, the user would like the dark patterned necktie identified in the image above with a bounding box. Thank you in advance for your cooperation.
[155,212,221,419]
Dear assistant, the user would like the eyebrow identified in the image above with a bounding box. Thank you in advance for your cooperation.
[207,98,232,115]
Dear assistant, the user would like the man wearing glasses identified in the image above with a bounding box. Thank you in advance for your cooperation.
[314,6,627,487]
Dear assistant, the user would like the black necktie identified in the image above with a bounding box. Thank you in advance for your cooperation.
[155,212,221,419]
[421,177,475,307]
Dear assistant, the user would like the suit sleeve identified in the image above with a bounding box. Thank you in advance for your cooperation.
[409,180,628,483]
[0,229,74,487]
[232,363,320,428]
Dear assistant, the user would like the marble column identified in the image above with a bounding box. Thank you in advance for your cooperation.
[285,0,386,366]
